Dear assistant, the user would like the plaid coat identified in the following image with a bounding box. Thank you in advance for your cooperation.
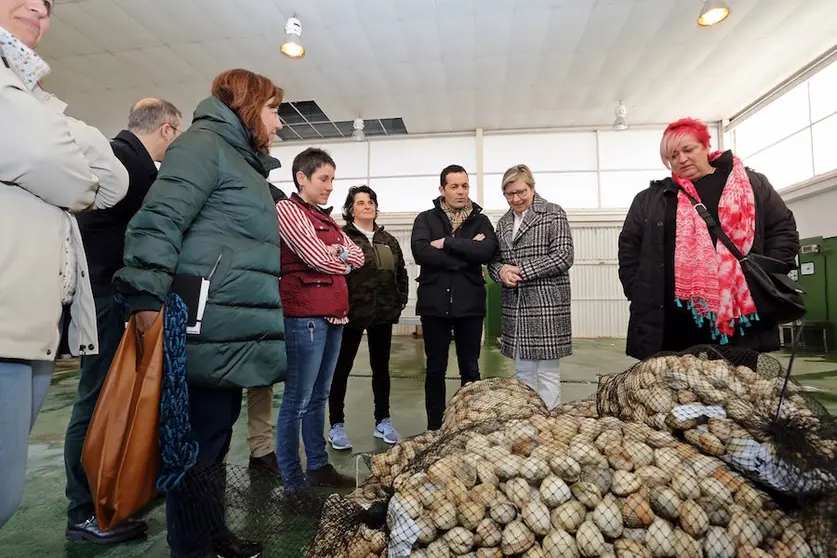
[488,194,574,360]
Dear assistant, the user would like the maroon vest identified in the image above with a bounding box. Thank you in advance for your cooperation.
[279,194,349,318]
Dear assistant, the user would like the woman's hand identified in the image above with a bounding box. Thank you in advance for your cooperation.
[134,311,160,336]
[499,264,522,287]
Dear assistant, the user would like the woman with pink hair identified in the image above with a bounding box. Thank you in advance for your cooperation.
[617,118,799,360]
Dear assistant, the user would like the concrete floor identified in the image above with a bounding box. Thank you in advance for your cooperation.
[1,337,835,557]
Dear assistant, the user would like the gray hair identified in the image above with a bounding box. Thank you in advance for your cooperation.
[127,98,182,135]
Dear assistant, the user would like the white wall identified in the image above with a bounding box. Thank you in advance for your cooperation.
[268,124,719,214]
[781,170,837,240]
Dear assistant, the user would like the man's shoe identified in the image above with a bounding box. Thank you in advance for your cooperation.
[248,451,282,479]
[65,516,148,544]
[328,423,353,450]
[307,464,355,489]
[214,532,262,558]
[373,418,400,445]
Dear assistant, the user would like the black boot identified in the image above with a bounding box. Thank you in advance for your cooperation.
[213,532,262,558]
[65,516,148,544]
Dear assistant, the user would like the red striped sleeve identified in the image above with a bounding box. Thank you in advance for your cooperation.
[276,201,349,275]
[341,231,365,268]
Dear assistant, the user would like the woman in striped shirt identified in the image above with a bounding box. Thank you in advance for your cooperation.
[275,147,364,493]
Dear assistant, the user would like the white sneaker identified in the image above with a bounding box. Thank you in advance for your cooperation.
[328,423,352,450]
[374,418,400,445]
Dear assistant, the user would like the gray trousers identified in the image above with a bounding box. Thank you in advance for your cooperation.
[0,359,55,528]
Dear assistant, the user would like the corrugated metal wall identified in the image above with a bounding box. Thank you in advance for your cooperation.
[377,210,629,338]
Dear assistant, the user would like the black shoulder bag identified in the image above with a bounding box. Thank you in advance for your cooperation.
[678,187,806,325]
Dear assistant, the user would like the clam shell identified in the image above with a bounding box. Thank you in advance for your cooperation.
[648,413,668,431]
[695,496,730,527]
[596,430,624,452]
[635,466,671,488]
[551,456,582,482]
[648,487,681,521]
[522,501,552,536]
[506,478,533,509]
[698,478,733,503]
[606,446,635,471]
[496,455,524,480]
[645,518,675,558]
[572,481,603,509]
[540,475,573,508]
[623,441,655,468]
[781,533,815,558]
[524,542,547,558]
[552,500,587,533]
[672,528,701,558]
[707,418,734,442]
[489,501,517,525]
[512,436,538,457]
[521,457,552,484]
[620,529,647,543]
[612,471,642,496]
[683,430,725,457]
[416,514,438,545]
[444,527,475,555]
[621,493,654,528]
[593,498,624,539]
[553,418,581,444]
[703,526,736,558]
[670,470,701,500]
[570,443,608,468]
[476,462,500,487]
[432,499,458,530]
[577,521,607,558]
[501,520,536,555]
[426,539,451,558]
[614,539,652,558]
[653,448,682,472]
[622,423,653,442]
[582,467,614,495]
[645,431,678,449]
[710,469,744,493]
[738,546,770,558]
[458,501,486,531]
[446,476,470,506]
[543,529,579,558]
[665,413,698,431]
[677,390,698,404]
[470,484,498,508]
[733,483,764,512]
[678,500,709,538]
[768,540,793,558]
[474,518,502,548]
[727,515,763,548]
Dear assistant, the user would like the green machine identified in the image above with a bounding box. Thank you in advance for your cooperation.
[796,236,835,351]
[484,269,503,345]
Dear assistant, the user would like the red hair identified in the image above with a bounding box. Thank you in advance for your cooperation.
[660,118,712,168]
[211,69,284,154]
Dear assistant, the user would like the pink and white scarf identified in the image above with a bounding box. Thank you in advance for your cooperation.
[672,151,758,342]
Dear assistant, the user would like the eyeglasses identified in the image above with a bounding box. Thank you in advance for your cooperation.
[503,189,530,200]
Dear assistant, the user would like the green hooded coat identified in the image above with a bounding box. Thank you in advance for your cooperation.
[114,96,285,388]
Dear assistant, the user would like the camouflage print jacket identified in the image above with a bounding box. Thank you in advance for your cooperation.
[343,223,410,329]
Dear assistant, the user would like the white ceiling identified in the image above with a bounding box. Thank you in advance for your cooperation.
[38,0,837,138]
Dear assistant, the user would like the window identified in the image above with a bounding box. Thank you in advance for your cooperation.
[599,170,663,209]
[812,114,837,175]
[809,61,837,123]
[733,83,810,158]
[745,130,814,190]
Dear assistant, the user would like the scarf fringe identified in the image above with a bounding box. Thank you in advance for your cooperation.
[676,297,759,345]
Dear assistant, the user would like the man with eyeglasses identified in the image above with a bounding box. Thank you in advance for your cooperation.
[63,98,182,544]
[411,164,499,430]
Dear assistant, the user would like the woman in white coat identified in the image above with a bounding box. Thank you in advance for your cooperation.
[0,0,128,528]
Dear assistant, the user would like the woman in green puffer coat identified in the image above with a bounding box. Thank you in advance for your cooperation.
[113,69,285,558]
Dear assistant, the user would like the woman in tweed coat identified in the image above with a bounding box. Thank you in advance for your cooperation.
[488,164,574,409]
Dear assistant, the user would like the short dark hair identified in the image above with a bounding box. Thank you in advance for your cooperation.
[342,185,379,223]
[440,164,468,187]
[292,147,336,191]
[127,99,182,135]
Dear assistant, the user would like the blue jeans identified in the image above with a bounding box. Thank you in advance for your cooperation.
[0,359,55,528]
[276,318,344,490]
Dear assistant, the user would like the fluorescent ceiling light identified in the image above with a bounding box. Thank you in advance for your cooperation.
[698,0,731,27]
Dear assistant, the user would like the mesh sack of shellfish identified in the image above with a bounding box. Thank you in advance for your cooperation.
[551,396,599,419]
[441,378,547,432]
[596,345,837,495]
[369,430,444,488]
[383,411,820,558]
[305,493,390,558]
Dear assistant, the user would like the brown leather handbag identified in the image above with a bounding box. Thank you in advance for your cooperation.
[81,312,164,531]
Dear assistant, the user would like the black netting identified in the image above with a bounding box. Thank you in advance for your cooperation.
[167,462,325,558]
[596,345,837,496]
[307,375,830,558]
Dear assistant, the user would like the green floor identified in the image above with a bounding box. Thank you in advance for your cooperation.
[1,338,835,557]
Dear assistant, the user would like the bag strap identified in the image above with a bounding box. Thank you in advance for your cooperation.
[677,186,747,262]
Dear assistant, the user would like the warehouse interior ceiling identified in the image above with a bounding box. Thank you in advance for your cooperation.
[38,0,837,137]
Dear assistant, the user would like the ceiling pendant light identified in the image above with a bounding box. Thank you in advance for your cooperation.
[281,15,305,59]
[697,0,731,27]
[351,118,366,141]
[612,101,630,131]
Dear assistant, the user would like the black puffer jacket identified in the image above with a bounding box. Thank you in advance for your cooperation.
[343,223,409,329]
[411,198,498,318]
[617,151,799,360]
